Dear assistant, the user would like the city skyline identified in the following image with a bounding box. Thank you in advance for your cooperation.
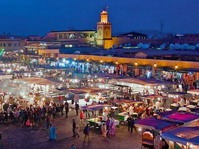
[0,0,199,35]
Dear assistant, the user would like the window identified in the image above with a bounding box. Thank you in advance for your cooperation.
[90,34,94,38]
[99,31,101,36]
[8,43,12,47]
[106,31,109,36]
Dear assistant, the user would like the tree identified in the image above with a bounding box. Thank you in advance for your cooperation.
[160,43,166,50]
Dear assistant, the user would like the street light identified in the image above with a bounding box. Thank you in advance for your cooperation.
[175,65,178,70]
[135,62,138,66]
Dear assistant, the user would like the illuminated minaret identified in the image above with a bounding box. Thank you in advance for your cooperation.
[96,10,112,49]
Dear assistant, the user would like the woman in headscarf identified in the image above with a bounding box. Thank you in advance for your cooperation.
[109,119,116,137]
[49,124,57,141]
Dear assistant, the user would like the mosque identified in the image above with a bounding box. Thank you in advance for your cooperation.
[41,10,148,50]
[26,9,199,52]
[43,10,112,49]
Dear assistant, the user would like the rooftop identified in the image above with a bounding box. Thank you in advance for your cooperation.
[50,30,96,33]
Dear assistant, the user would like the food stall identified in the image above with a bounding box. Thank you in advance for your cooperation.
[187,90,199,106]
[168,92,191,109]
[69,88,110,105]
[135,117,182,149]
[158,111,199,126]
[162,127,199,149]
[187,89,199,96]
[81,104,119,129]
[112,77,173,95]
[140,94,169,108]
[112,99,143,121]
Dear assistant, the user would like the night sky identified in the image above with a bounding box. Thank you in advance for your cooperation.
[0,0,199,36]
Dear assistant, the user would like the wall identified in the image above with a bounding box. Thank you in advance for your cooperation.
[38,49,59,58]
[59,54,199,69]
[0,39,25,50]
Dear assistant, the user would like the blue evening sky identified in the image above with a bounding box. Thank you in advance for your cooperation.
[0,0,199,35]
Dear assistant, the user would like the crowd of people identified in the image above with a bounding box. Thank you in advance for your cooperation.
[0,60,198,149]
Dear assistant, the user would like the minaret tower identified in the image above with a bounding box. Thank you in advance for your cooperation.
[96,10,112,49]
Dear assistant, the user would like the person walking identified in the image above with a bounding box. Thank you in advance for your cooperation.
[80,110,84,124]
[83,124,90,142]
[60,104,64,116]
[110,119,116,137]
[46,114,51,129]
[65,101,69,118]
[131,118,136,133]
[101,123,107,137]
[49,124,57,141]
[106,117,111,137]
[127,116,133,133]
[74,127,80,138]
[75,102,79,116]
[72,119,76,137]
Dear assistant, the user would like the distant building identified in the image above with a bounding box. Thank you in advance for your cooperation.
[45,30,96,47]
[0,35,25,51]
[25,9,199,51]
[167,34,199,44]
[118,32,148,39]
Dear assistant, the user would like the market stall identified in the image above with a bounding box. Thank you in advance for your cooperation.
[81,104,119,129]
[112,99,143,121]
[167,92,192,110]
[135,117,182,149]
[158,111,199,125]
[68,88,110,104]
[139,94,170,108]
[162,127,199,149]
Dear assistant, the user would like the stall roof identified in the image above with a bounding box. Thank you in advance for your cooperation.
[18,77,60,85]
[69,88,108,95]
[140,95,166,99]
[90,73,119,79]
[162,127,199,145]
[116,78,173,86]
[135,117,181,131]
[187,89,199,95]
[0,74,12,79]
[38,66,66,70]
[157,110,177,117]
[68,90,87,94]
[56,87,67,91]
[168,92,189,95]
[114,84,130,88]
[81,104,110,111]
[112,99,142,105]
[161,112,199,123]
[13,70,39,74]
